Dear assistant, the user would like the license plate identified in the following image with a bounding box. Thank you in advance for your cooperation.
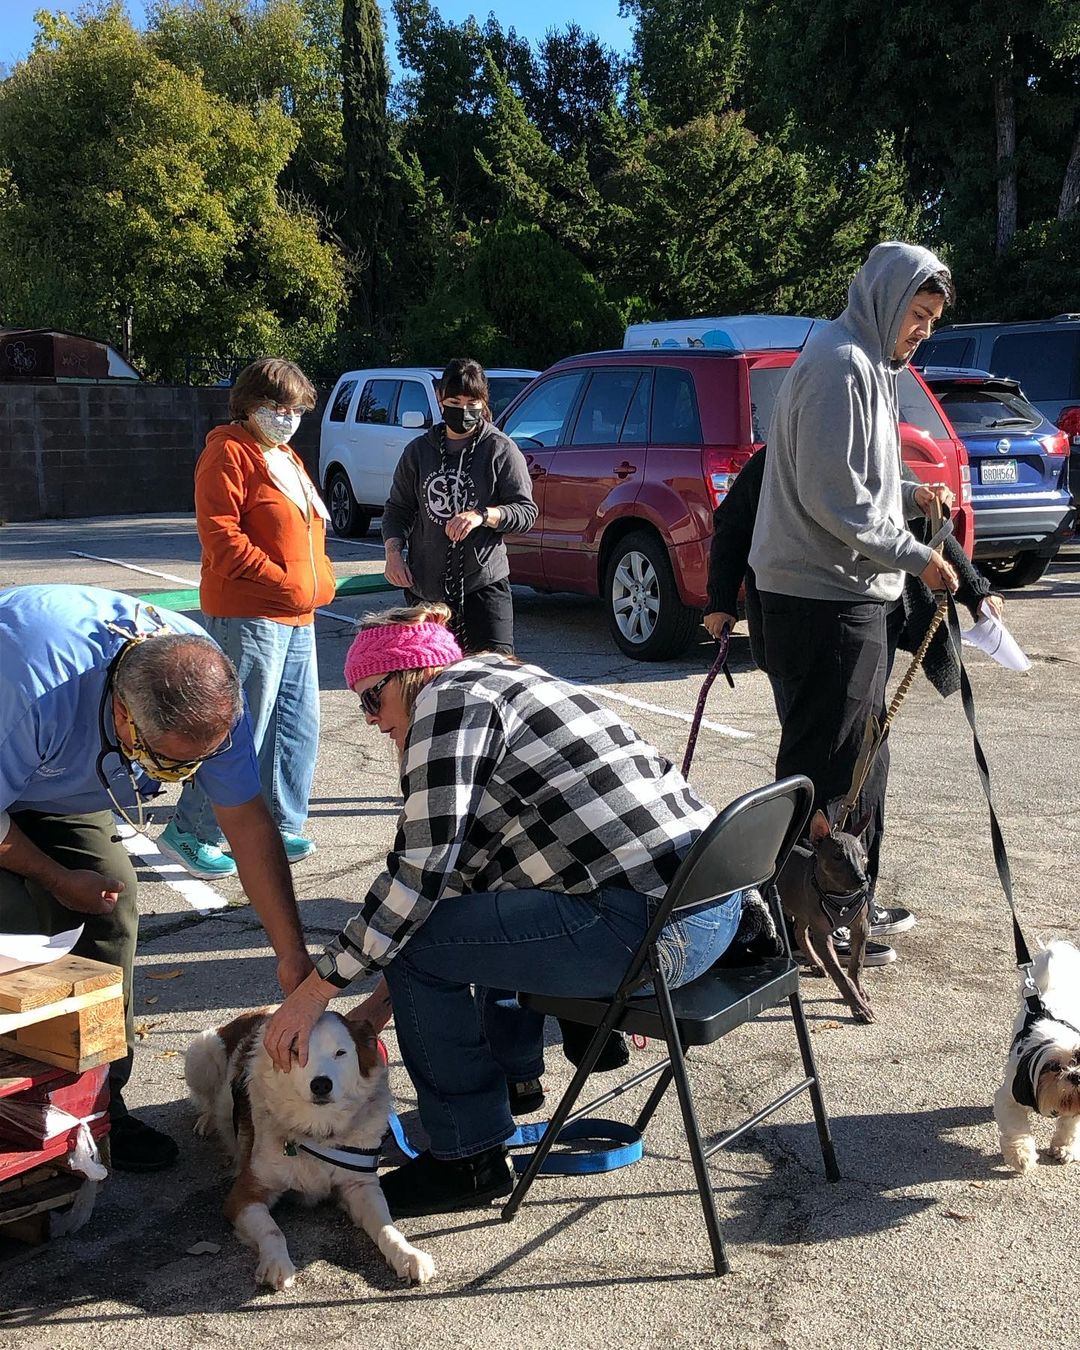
[980,460,1018,484]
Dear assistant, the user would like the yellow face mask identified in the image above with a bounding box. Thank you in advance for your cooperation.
[115,698,209,784]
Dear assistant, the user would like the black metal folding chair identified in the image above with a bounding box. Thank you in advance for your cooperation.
[501,774,840,1275]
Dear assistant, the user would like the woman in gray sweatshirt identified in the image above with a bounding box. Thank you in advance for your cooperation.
[382,358,538,653]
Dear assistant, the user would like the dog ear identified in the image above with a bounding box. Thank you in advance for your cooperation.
[343,1016,382,1078]
[850,809,873,840]
[809,810,831,844]
[216,1009,272,1060]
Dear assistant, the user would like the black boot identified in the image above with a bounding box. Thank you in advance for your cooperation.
[557,1017,630,1072]
[380,1147,513,1218]
[109,1114,179,1172]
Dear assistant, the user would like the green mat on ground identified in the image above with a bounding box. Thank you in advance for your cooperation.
[136,571,394,610]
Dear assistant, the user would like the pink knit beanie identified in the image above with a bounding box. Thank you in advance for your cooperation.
[344,621,463,689]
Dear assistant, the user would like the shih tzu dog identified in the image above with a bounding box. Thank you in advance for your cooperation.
[993,940,1080,1172]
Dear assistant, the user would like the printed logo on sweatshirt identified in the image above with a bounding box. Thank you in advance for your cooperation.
[423,467,475,523]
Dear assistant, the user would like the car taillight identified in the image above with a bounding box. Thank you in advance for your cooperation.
[959,462,972,504]
[703,448,753,508]
[1039,431,1070,457]
[1057,406,1080,448]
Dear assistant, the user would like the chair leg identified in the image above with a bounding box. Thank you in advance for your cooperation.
[501,999,628,1222]
[650,953,729,1276]
[634,1062,674,1133]
[787,990,840,1182]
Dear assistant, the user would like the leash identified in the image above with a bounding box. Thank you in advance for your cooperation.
[835,502,953,832]
[682,629,734,778]
[378,1040,642,1174]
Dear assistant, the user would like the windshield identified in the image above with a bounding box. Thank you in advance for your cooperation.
[488,377,534,419]
[932,386,1042,435]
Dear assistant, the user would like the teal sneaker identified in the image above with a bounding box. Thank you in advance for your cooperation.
[281,833,316,864]
[157,822,237,880]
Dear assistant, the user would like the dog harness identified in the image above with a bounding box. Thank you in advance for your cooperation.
[282,1138,380,1171]
[1010,1006,1080,1114]
[809,863,869,931]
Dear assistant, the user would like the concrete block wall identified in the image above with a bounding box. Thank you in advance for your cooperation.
[0,383,325,521]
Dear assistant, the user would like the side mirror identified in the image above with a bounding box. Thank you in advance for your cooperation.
[400,410,428,430]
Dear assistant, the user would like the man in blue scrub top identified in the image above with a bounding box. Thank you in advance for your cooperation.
[0,586,315,1171]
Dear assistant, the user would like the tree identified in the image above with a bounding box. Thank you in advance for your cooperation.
[621,0,746,126]
[341,0,389,328]
[0,4,345,379]
[148,0,347,219]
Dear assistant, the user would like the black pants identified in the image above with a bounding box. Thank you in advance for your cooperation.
[407,578,515,655]
[0,810,138,1117]
[758,592,890,897]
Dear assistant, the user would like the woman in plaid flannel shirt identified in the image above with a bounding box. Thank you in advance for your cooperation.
[263,603,748,1217]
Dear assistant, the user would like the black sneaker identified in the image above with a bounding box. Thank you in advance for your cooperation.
[380,1146,514,1218]
[868,904,916,936]
[507,1078,545,1116]
[557,1018,631,1072]
[108,1114,180,1172]
[831,934,897,967]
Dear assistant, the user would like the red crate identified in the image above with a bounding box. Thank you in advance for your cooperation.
[0,1051,110,1176]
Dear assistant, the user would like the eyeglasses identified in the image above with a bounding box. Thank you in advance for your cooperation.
[359,673,395,718]
[267,402,310,417]
[118,697,234,780]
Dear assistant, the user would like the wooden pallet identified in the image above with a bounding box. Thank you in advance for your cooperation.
[0,956,126,1073]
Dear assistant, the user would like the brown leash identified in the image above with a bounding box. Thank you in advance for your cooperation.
[681,629,733,779]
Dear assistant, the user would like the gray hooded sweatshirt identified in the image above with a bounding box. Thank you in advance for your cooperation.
[748,241,943,603]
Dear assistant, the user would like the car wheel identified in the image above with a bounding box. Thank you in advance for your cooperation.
[604,530,700,661]
[977,553,1053,589]
[327,471,371,539]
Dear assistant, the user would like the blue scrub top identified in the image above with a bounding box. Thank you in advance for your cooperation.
[0,585,261,818]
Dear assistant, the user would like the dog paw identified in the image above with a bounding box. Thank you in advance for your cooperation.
[1002,1137,1039,1172]
[1048,1141,1080,1165]
[255,1254,296,1291]
[394,1246,436,1285]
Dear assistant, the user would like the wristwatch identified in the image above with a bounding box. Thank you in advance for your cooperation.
[483,506,499,528]
[314,951,339,983]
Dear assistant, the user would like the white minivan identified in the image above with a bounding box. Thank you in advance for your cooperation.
[319,366,538,537]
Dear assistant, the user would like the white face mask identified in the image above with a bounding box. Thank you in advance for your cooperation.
[251,405,303,444]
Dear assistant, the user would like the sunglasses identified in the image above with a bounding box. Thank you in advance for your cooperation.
[119,698,234,779]
[360,673,395,718]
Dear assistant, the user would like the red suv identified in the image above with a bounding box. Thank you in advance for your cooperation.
[499,348,973,661]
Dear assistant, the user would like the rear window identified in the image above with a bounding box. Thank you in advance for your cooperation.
[748,366,789,443]
[931,386,1041,435]
[917,335,975,368]
[328,379,357,422]
[990,331,1080,401]
[650,367,702,444]
[488,377,532,419]
[356,379,398,425]
[570,369,646,446]
[897,368,950,440]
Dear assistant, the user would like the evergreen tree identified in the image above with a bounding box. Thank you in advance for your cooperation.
[341,0,389,334]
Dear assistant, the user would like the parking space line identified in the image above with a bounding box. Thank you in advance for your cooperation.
[114,820,229,913]
[587,685,754,741]
[69,551,360,626]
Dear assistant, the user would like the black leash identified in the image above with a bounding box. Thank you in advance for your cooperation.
[940,590,1051,1020]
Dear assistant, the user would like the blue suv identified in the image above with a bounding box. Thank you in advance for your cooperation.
[920,368,1074,587]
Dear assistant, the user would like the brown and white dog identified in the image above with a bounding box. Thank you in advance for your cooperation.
[185,1009,435,1290]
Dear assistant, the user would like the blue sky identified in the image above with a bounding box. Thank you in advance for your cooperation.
[0,1,635,74]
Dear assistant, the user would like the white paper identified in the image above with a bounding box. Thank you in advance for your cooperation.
[0,925,84,976]
[961,602,1032,673]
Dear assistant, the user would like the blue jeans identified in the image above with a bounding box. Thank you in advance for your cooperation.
[174,616,320,843]
[383,884,744,1159]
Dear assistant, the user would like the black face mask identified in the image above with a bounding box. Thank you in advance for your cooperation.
[443,404,482,435]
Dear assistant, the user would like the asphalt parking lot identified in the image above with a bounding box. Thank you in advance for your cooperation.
[1,516,1078,1350]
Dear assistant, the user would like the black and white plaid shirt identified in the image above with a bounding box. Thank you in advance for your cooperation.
[320,655,715,986]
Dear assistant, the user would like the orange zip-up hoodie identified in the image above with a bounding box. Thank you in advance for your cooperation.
[195,423,336,625]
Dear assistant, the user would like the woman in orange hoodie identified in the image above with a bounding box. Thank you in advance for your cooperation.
[159,358,336,878]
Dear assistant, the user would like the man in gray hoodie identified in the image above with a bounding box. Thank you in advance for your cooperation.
[748,241,959,959]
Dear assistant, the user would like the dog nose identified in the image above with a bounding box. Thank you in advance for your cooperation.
[310,1075,333,1099]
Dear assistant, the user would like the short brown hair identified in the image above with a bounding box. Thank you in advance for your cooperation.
[229,358,317,420]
